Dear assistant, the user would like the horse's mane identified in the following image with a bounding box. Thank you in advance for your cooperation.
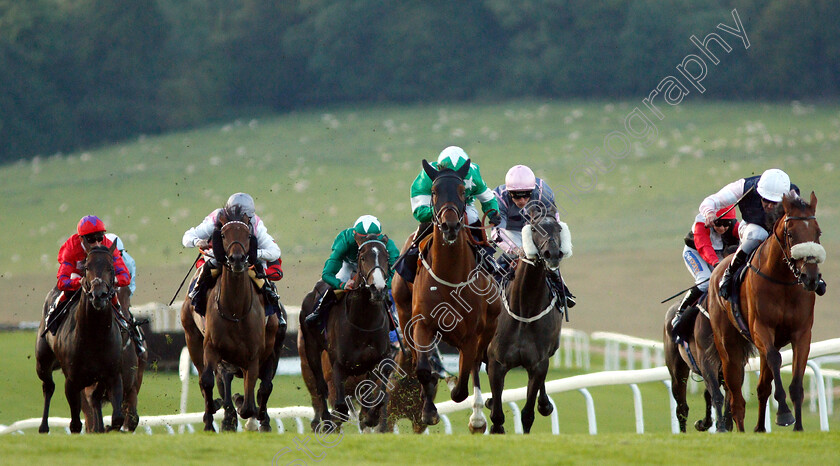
[217,204,250,228]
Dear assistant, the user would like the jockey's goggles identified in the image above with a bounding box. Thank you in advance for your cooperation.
[83,232,105,243]
[510,191,531,200]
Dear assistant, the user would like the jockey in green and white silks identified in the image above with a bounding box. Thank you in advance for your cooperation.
[305,215,400,329]
[410,146,500,225]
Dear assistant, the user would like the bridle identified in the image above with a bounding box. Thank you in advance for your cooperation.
[430,173,466,237]
[750,214,819,286]
[355,239,389,290]
[220,220,252,270]
[80,248,116,303]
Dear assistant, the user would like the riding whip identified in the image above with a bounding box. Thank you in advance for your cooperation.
[712,185,754,222]
[169,253,201,306]
[660,278,710,304]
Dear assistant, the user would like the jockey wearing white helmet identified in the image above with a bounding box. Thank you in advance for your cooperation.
[698,169,821,299]
[182,192,286,323]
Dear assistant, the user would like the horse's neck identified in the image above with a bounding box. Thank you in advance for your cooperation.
[429,227,473,279]
[344,288,377,322]
[758,229,795,279]
[509,260,551,310]
[73,299,113,340]
[217,269,252,316]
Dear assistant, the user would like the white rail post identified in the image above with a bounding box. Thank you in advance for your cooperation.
[630,384,644,433]
[507,402,524,434]
[578,388,597,435]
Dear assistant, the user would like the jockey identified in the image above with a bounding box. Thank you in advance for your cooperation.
[103,232,147,353]
[182,192,285,325]
[45,216,143,351]
[700,168,824,298]
[304,215,400,330]
[492,164,576,308]
[671,205,739,331]
[398,146,501,281]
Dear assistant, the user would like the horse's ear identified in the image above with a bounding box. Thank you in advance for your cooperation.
[108,240,117,254]
[456,158,471,179]
[782,193,794,213]
[810,191,817,212]
[422,159,437,181]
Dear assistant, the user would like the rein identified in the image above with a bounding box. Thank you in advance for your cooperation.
[214,274,254,323]
[748,215,817,287]
[501,284,557,323]
[341,288,387,332]
[418,247,481,288]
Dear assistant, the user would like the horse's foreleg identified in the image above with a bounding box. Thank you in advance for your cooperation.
[199,352,219,432]
[765,345,794,427]
[65,381,83,433]
[667,352,690,433]
[218,370,237,432]
[521,360,550,434]
[451,345,477,404]
[237,359,260,420]
[789,330,812,431]
[302,335,332,431]
[105,375,124,432]
[469,364,486,434]
[718,342,747,432]
[330,363,351,427]
[412,322,440,426]
[487,358,507,434]
[700,357,724,432]
[255,357,277,432]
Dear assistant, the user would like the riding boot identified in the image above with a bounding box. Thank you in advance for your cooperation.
[719,248,749,299]
[477,244,499,277]
[428,345,448,379]
[189,262,214,316]
[304,289,335,329]
[394,222,432,284]
[548,269,576,309]
[44,292,66,335]
[671,285,703,329]
[262,280,282,318]
[130,316,147,354]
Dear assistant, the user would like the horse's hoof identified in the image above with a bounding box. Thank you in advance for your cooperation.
[451,386,467,403]
[538,401,554,417]
[244,417,259,432]
[422,411,440,426]
[485,398,493,410]
[38,425,49,434]
[694,419,710,432]
[776,411,795,426]
[233,393,244,409]
[212,398,223,413]
[204,424,216,432]
[469,421,487,434]
[490,424,505,435]
[259,423,272,433]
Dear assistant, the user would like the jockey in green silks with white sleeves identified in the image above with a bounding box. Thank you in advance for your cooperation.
[304,215,400,328]
[396,146,501,282]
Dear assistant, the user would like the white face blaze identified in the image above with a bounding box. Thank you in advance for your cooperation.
[371,248,386,290]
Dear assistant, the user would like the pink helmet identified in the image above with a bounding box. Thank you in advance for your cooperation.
[505,165,536,191]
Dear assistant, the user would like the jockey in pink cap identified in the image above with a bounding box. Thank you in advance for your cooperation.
[492,165,576,309]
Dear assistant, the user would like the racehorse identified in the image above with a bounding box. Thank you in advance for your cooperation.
[299,237,392,432]
[81,286,147,432]
[180,205,281,432]
[664,302,731,433]
[391,159,502,433]
[708,192,825,432]
[36,243,126,433]
[485,205,569,434]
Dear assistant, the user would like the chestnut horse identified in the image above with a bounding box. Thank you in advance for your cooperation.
[486,205,570,434]
[664,302,731,433]
[708,192,825,432]
[180,205,280,432]
[391,159,501,433]
[36,243,125,433]
[299,237,392,432]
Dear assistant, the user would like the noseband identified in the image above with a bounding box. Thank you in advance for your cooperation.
[776,214,820,283]
[355,239,389,289]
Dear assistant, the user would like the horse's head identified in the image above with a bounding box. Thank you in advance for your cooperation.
[779,192,825,292]
[423,159,470,244]
[356,236,390,303]
[216,205,254,274]
[521,204,572,271]
[81,243,117,311]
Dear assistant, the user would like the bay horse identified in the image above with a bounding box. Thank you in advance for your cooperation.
[664,302,731,432]
[180,205,280,432]
[36,243,125,433]
[299,237,392,432]
[708,192,825,432]
[391,159,502,433]
[486,205,569,434]
[81,286,147,432]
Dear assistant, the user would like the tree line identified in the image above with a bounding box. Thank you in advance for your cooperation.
[1,0,837,162]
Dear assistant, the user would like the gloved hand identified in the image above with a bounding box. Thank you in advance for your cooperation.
[703,210,717,227]
[487,209,502,226]
[343,279,356,290]
[196,239,211,250]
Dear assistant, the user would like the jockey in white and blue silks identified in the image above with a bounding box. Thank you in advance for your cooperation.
[699,168,803,299]
[182,192,285,322]
[106,233,136,295]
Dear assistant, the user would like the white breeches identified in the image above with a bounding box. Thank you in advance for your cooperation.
[682,245,713,292]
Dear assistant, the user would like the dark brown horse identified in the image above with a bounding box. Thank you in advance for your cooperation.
[486,206,569,434]
[391,160,501,433]
[36,243,125,433]
[81,286,147,432]
[708,192,824,432]
[180,205,280,432]
[664,302,731,433]
[299,237,392,432]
